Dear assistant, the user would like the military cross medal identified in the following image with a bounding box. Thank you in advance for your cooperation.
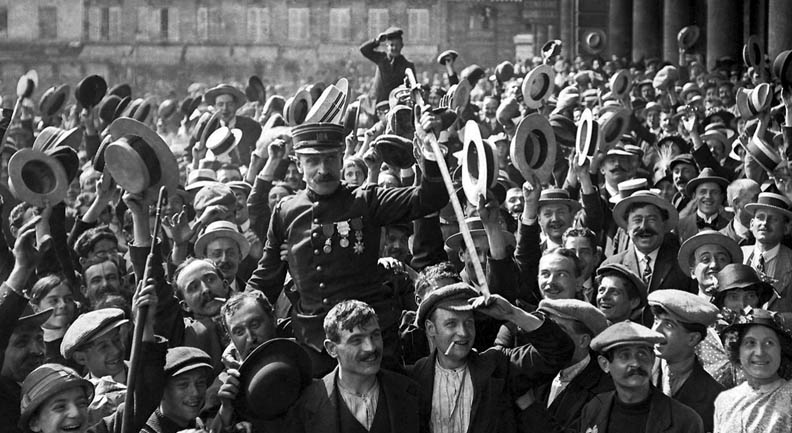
[350,217,364,254]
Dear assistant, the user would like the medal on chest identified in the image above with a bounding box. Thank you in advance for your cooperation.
[350,217,364,254]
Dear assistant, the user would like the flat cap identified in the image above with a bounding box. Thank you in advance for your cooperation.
[61,308,129,359]
[647,289,718,326]
[538,298,608,336]
[380,26,403,40]
[164,346,213,378]
[416,283,478,329]
[590,321,665,353]
[193,181,236,214]
[20,364,94,429]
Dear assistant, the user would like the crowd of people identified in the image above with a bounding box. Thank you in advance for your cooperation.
[0,22,791,433]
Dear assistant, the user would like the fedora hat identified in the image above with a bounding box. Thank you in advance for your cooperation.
[521,64,555,109]
[445,216,515,251]
[462,121,497,206]
[204,84,246,106]
[677,25,700,50]
[750,83,772,114]
[511,113,557,184]
[8,148,69,207]
[98,95,122,125]
[374,134,415,170]
[245,75,266,104]
[304,83,346,124]
[541,39,563,63]
[38,84,70,117]
[597,106,631,148]
[103,118,178,198]
[121,98,153,123]
[739,128,781,173]
[539,188,581,213]
[233,338,312,421]
[677,229,742,273]
[715,264,774,306]
[108,83,132,99]
[284,89,313,126]
[773,50,792,87]
[206,126,242,160]
[19,364,94,430]
[652,65,679,90]
[613,190,679,230]
[576,108,600,166]
[582,29,606,54]
[743,35,763,68]
[745,191,792,220]
[684,167,728,196]
[608,70,631,100]
[74,75,107,108]
[195,220,250,259]
[495,61,515,82]
[437,49,458,65]
[609,178,649,204]
[16,70,38,99]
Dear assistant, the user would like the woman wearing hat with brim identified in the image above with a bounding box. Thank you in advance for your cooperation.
[714,308,792,431]
[18,363,95,433]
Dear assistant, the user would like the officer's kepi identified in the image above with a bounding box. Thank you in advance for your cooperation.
[292,123,345,155]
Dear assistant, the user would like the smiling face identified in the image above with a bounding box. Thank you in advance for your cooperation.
[2,325,46,382]
[326,318,383,380]
[161,369,210,427]
[73,327,128,379]
[29,386,90,433]
[600,155,633,187]
[596,275,640,322]
[214,94,238,123]
[426,308,475,365]
[739,325,782,385]
[690,244,732,289]
[205,237,241,281]
[539,203,573,244]
[750,209,789,247]
[626,204,667,254]
[672,163,697,192]
[695,182,724,216]
[175,260,228,318]
[538,253,580,300]
[38,283,76,330]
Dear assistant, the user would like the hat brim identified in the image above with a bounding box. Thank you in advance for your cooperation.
[17,308,54,329]
[576,108,600,166]
[286,89,313,126]
[684,175,729,196]
[75,75,108,108]
[598,108,631,148]
[745,202,792,220]
[608,70,631,100]
[522,64,555,109]
[194,227,251,259]
[462,121,497,207]
[305,84,346,124]
[19,373,94,429]
[444,228,515,251]
[612,193,679,230]
[677,26,700,49]
[451,80,472,112]
[511,113,557,184]
[8,149,69,208]
[204,86,246,106]
[538,198,582,215]
[437,50,459,65]
[677,232,743,273]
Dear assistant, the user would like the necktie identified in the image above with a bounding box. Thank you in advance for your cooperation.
[757,254,766,274]
[643,256,652,284]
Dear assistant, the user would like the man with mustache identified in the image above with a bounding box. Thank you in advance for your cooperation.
[537,189,581,251]
[668,154,699,211]
[247,119,449,377]
[676,168,730,242]
[194,220,251,295]
[599,146,638,204]
[603,190,696,294]
[580,321,705,433]
[677,229,742,300]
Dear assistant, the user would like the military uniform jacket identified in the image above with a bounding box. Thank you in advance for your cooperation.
[579,388,704,433]
[359,39,416,102]
[246,161,448,350]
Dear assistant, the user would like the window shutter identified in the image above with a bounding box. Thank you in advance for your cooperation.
[168,8,179,41]
[88,7,101,41]
[109,7,121,41]
[197,7,208,41]
[247,7,259,42]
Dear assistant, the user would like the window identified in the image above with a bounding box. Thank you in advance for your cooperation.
[88,7,120,41]
[247,7,270,43]
[368,9,388,38]
[39,6,58,39]
[197,7,208,41]
[329,8,350,42]
[408,9,429,42]
[136,6,150,41]
[0,7,7,38]
[159,8,179,42]
[288,8,309,41]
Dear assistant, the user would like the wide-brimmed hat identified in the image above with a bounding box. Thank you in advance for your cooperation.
[739,128,781,173]
[204,84,246,106]
[103,118,178,198]
[38,84,70,117]
[538,188,581,213]
[120,98,153,123]
[98,95,123,125]
[245,75,266,104]
[607,70,631,100]
[305,81,347,125]
[582,29,606,54]
[721,308,792,356]
[743,35,763,68]
[205,126,242,160]
[677,25,700,50]
[613,190,679,230]
[653,65,679,90]
[284,89,313,126]
[684,167,729,196]
[462,121,497,207]
[715,264,774,306]
[609,178,649,204]
[194,220,250,259]
[374,134,415,170]
[676,229,742,273]
[19,364,94,430]
[773,50,792,87]
[8,148,69,207]
[511,113,556,184]
[16,70,38,99]
[74,75,107,108]
[108,83,132,99]
[521,64,555,109]
[234,338,312,421]
[597,106,631,148]
[745,191,792,219]
[437,49,458,65]
[737,84,772,120]
[576,108,600,166]
[451,79,473,111]
[445,216,515,252]
[16,304,53,330]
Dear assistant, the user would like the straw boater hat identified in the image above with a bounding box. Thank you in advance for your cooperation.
[745,191,792,220]
[739,126,782,173]
[204,84,246,106]
[677,25,700,50]
[773,50,792,87]
[16,70,38,99]
[677,229,743,273]
[597,106,631,149]
[576,108,599,166]
[743,35,763,69]
[538,188,581,214]
[462,121,497,207]
[284,88,313,126]
[511,113,557,184]
[8,149,69,207]
[612,190,679,230]
[437,49,458,65]
[609,178,648,204]
[195,220,251,259]
[38,84,70,117]
[205,126,243,160]
[451,79,473,111]
[607,70,631,100]
[522,64,555,109]
[582,29,606,54]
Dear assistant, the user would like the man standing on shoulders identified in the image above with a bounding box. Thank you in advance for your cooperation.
[360,27,416,103]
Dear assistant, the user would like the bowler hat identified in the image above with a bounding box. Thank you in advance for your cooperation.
[120,98,153,123]
[195,220,251,259]
[180,96,201,118]
[676,229,742,273]
[437,50,458,65]
[590,320,665,353]
[205,126,242,160]
[204,84,246,106]
[374,134,415,169]
[462,120,497,206]
[576,108,600,166]
[8,148,69,207]
[511,113,556,184]
[103,118,179,198]
[743,35,763,68]
[684,167,729,196]
[773,50,792,87]
[521,64,555,109]
[284,89,313,126]
[38,84,70,117]
[16,70,38,99]
[715,264,773,306]
[61,308,129,359]
[33,126,81,153]
[739,127,781,173]
[108,83,132,99]
[677,25,700,50]
[74,75,107,108]
[19,364,94,430]
[246,75,266,104]
[538,298,608,336]
[234,338,312,421]
[648,289,718,326]
[612,190,679,230]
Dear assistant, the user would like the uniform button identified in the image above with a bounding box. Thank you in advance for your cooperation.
[312,232,319,239]
[319,283,326,289]
[316,266,323,272]
[322,298,330,305]
[314,249,320,255]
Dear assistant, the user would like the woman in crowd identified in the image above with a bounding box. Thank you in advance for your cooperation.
[28,274,79,367]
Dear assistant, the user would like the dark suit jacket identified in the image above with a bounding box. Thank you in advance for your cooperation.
[518,352,614,433]
[670,358,723,433]
[286,367,421,433]
[230,115,261,167]
[360,39,416,102]
[579,388,704,433]
[676,210,731,243]
[407,319,574,433]
[602,236,696,294]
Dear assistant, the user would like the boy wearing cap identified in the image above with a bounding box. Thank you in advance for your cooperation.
[580,321,704,433]
[408,284,574,433]
[360,27,416,103]
[595,263,649,325]
[648,290,723,432]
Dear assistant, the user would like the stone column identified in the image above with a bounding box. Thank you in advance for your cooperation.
[768,0,792,58]
[536,23,548,56]
[706,0,742,70]
[608,0,632,59]
[632,0,662,62]
[663,0,693,63]
[559,0,574,58]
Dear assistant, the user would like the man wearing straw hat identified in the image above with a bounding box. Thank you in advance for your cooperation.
[201,84,261,166]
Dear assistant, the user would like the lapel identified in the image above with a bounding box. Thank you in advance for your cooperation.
[303,368,341,433]
[645,388,673,433]
[621,248,641,276]
[467,350,491,430]
[380,370,419,433]
[548,355,606,413]
[589,391,615,432]
[649,242,676,291]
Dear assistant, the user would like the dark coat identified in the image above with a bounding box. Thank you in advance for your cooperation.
[407,318,574,433]
[0,282,36,433]
[667,358,724,433]
[579,388,704,433]
[602,236,697,294]
[676,210,731,243]
[286,367,421,433]
[359,39,416,102]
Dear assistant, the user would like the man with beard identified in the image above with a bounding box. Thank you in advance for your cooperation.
[288,300,421,432]
[648,290,723,433]
[80,255,128,311]
[246,119,448,377]
[360,27,416,103]
[720,179,760,245]
[603,190,696,294]
[199,84,262,166]
[676,168,730,242]
[668,154,699,211]
[677,229,742,300]
[380,223,411,265]
[580,321,704,433]
[194,221,250,294]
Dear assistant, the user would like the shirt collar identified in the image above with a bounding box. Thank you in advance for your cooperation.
[754,243,781,262]
[635,247,660,264]
[604,182,619,198]
[732,218,749,238]
[559,354,590,382]
[696,209,718,223]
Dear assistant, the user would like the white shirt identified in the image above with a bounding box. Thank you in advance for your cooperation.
[635,247,660,278]
[431,361,473,433]
[696,209,718,224]
[748,244,781,276]
[548,354,590,407]
[732,218,750,239]
[338,378,380,431]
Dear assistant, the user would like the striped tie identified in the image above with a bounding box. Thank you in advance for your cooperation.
[643,256,652,284]
[757,254,766,274]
